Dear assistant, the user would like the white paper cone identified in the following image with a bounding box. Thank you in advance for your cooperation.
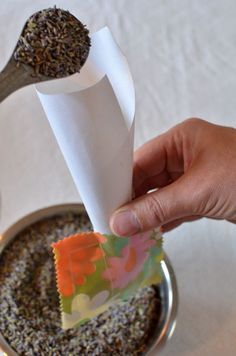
[36,27,135,234]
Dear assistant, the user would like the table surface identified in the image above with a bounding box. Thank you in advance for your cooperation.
[1,1,236,355]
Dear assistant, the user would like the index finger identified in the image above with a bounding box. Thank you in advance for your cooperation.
[133,127,184,192]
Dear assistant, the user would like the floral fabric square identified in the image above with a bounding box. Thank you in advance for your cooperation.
[52,231,163,329]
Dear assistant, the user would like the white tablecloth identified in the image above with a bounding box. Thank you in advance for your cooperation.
[1,1,236,355]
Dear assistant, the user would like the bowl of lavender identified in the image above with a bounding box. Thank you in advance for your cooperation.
[0,204,177,355]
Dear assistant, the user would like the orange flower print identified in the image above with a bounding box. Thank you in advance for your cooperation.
[103,231,155,289]
[52,232,106,297]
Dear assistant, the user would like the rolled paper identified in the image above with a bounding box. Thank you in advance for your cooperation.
[36,27,135,234]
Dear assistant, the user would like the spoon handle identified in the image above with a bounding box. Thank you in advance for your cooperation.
[0,57,38,103]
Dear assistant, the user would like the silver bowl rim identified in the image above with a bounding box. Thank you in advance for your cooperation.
[0,203,178,356]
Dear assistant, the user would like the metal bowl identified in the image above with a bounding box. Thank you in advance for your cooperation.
[0,204,178,356]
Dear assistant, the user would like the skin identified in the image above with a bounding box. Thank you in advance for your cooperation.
[110,118,236,236]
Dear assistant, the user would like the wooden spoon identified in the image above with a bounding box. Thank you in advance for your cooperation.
[0,7,90,103]
[0,56,51,103]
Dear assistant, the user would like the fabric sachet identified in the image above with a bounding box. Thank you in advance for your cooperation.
[52,231,163,329]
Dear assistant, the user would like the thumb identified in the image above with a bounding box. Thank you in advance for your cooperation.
[110,174,199,236]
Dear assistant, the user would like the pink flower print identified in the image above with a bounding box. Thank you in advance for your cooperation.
[103,231,156,289]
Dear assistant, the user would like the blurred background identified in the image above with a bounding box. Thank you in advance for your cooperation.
[0,1,236,355]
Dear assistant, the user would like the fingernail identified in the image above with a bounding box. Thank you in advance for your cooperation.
[110,209,140,236]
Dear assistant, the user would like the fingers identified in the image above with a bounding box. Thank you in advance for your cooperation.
[109,118,236,236]
[133,126,185,193]
[110,171,200,236]
[162,216,236,232]
[133,136,167,189]
[134,171,171,197]
[161,216,201,232]
[110,118,214,236]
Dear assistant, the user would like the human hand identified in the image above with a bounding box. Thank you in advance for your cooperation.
[110,118,236,236]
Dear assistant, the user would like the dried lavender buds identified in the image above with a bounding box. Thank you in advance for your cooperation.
[0,212,162,355]
[14,7,91,78]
